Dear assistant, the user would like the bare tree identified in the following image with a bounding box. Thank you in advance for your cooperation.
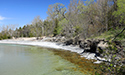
[47,3,66,20]
[1,24,17,37]
[32,16,43,39]
[47,3,66,36]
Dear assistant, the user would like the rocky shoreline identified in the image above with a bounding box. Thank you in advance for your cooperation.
[0,36,124,64]
[43,36,125,64]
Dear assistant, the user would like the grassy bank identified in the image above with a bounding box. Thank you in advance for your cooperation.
[90,27,125,48]
[91,27,125,41]
[89,27,125,75]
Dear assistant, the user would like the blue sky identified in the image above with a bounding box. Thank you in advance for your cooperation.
[0,0,70,27]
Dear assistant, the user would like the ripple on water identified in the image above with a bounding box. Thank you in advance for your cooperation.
[0,44,92,75]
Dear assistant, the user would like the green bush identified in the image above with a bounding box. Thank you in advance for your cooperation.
[100,41,125,75]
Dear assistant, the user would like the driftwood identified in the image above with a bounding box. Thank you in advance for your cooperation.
[113,28,125,41]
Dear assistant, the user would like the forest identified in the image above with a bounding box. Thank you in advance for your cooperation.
[0,0,125,74]
[0,0,125,39]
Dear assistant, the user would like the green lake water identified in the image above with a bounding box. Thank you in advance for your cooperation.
[0,44,89,75]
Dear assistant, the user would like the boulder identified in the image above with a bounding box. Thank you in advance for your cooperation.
[79,39,99,53]
[55,36,66,42]
[97,41,108,54]
[72,36,80,45]
[89,40,99,53]
[64,39,73,45]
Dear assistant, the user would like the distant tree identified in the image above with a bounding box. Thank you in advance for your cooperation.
[113,0,125,24]
[58,18,68,36]
[18,27,23,37]
[22,25,29,37]
[66,0,80,37]
[47,3,66,36]
[53,18,62,36]
[0,24,17,39]
[32,16,43,38]
[43,20,52,36]
[47,3,66,20]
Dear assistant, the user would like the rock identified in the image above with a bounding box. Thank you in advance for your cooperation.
[56,36,66,42]
[98,41,108,49]
[79,41,84,49]
[64,39,73,45]
[43,36,66,42]
[73,36,80,45]
[12,37,15,39]
[36,37,44,40]
[89,40,99,53]
[48,36,66,43]
[79,39,99,53]
[113,41,122,45]
[122,59,125,64]
[97,41,108,54]
[44,38,53,42]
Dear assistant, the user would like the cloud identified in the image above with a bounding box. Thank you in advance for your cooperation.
[0,16,6,20]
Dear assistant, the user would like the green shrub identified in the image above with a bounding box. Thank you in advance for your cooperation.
[100,41,125,75]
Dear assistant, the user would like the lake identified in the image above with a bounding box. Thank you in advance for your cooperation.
[0,44,91,75]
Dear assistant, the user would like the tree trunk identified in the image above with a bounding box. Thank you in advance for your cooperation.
[113,27,125,41]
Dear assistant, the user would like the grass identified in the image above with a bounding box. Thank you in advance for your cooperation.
[90,27,125,51]
[89,27,125,41]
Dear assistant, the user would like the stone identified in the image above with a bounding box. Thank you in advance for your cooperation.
[64,39,73,45]
[79,39,99,53]
[97,41,108,50]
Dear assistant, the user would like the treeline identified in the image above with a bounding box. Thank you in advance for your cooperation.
[0,0,125,39]
[0,24,16,40]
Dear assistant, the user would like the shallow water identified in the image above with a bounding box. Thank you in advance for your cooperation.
[0,44,90,75]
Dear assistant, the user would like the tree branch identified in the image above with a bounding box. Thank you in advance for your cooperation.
[113,27,125,41]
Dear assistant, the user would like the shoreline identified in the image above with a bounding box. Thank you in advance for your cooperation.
[0,37,102,64]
